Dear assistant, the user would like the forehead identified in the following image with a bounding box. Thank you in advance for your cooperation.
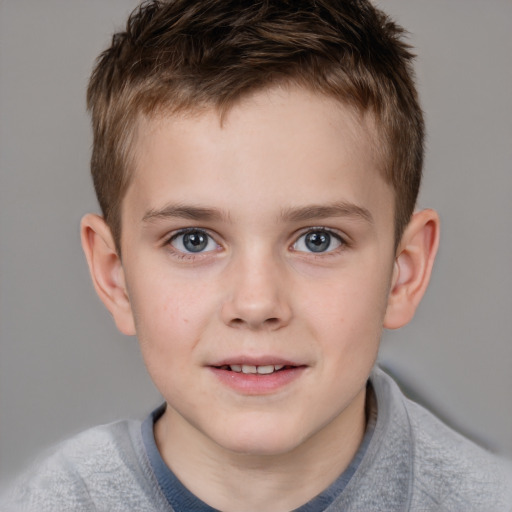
[123,86,392,228]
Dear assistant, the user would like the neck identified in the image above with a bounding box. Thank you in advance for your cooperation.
[154,387,368,512]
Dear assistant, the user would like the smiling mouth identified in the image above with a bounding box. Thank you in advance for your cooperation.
[215,364,294,375]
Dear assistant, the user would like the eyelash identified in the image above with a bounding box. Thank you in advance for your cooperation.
[165,228,220,260]
[291,227,347,256]
[164,226,348,260]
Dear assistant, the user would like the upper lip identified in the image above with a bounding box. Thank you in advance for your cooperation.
[209,356,304,367]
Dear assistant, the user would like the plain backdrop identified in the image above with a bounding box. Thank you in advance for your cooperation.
[1,0,511,481]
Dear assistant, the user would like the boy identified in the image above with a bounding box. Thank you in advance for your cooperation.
[2,0,511,510]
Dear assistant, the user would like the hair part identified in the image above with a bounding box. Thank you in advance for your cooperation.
[87,0,424,254]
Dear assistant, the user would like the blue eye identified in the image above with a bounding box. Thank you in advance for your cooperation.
[293,229,342,253]
[170,229,218,253]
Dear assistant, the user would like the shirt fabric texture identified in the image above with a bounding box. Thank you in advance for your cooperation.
[2,367,512,511]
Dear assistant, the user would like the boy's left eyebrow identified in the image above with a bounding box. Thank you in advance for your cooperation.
[281,202,374,224]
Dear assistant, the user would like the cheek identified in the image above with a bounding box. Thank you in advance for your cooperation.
[131,280,217,397]
[130,277,217,356]
[299,262,391,347]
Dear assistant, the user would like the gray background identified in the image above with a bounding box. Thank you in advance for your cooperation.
[1,0,511,481]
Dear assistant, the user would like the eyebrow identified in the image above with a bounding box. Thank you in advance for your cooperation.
[142,204,228,223]
[142,201,373,224]
[281,202,374,224]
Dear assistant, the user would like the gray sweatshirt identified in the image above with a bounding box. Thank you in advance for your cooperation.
[2,368,511,511]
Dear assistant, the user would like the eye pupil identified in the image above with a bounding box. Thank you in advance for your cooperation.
[305,231,330,252]
[183,232,208,252]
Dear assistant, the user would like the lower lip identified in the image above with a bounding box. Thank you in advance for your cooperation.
[209,366,306,395]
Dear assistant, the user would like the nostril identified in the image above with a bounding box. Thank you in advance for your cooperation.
[228,317,281,329]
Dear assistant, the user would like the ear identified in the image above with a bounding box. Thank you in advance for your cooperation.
[383,209,440,329]
[80,214,136,336]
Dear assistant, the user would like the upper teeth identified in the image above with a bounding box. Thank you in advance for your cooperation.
[229,364,285,374]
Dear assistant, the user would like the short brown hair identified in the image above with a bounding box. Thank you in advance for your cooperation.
[87,0,424,252]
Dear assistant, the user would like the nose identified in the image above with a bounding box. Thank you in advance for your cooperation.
[220,250,292,331]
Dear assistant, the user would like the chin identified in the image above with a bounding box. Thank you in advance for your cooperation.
[223,438,301,458]
[210,421,309,458]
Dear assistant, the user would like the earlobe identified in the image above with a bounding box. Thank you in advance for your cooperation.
[80,214,136,336]
[383,209,440,330]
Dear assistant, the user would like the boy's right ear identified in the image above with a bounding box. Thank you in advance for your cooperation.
[80,214,136,336]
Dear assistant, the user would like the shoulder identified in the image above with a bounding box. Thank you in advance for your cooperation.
[364,369,512,511]
[0,419,167,512]
[405,399,512,510]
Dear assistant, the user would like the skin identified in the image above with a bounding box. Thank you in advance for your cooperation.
[82,86,439,511]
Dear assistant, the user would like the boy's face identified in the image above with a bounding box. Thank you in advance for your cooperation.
[119,87,397,456]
